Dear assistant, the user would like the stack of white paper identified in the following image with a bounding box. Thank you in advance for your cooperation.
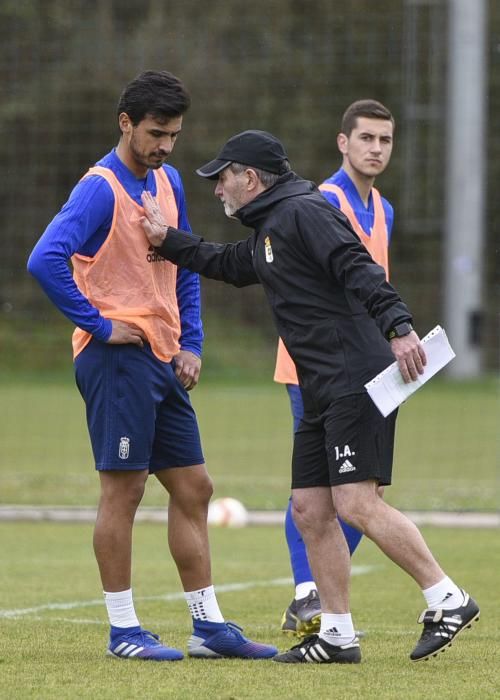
[365,325,456,417]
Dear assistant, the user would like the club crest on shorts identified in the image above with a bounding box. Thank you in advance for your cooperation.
[264,236,274,263]
[118,436,130,460]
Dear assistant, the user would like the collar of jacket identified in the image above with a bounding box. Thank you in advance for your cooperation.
[235,171,317,229]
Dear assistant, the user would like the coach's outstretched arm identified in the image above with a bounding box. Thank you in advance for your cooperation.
[141,191,258,288]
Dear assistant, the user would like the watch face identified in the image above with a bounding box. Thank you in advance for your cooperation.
[387,322,412,341]
[395,323,412,337]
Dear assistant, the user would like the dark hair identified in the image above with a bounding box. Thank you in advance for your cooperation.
[117,70,191,125]
[341,99,394,136]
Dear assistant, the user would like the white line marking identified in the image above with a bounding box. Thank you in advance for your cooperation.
[0,506,498,527]
[28,616,105,625]
[0,567,376,620]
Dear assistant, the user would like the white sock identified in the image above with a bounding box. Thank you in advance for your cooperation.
[295,582,317,600]
[184,585,224,623]
[422,576,464,609]
[104,588,140,629]
[319,612,356,646]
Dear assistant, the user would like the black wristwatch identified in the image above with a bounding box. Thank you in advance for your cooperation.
[386,322,413,341]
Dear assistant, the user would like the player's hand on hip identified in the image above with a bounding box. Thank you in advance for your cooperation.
[140,191,167,246]
[106,320,146,347]
[390,330,427,383]
[173,350,201,390]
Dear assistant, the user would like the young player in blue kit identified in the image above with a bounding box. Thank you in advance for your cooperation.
[28,71,277,662]
[275,100,395,636]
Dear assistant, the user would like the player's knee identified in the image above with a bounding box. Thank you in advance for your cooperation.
[335,495,374,531]
[334,481,380,523]
[190,467,213,503]
[291,497,324,535]
[198,472,214,504]
[173,470,213,511]
[99,470,147,513]
[335,507,362,531]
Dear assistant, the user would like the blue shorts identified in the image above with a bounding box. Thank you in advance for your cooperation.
[286,383,304,434]
[74,340,204,472]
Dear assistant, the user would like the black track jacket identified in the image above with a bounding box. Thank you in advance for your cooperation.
[156,171,413,414]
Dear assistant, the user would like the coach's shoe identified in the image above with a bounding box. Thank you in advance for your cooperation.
[188,620,278,659]
[273,633,361,664]
[107,625,184,661]
[281,590,321,637]
[410,590,480,662]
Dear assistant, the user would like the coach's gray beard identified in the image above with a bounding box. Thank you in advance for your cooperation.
[223,202,239,218]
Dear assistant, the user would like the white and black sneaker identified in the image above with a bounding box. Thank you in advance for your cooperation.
[273,634,361,664]
[410,590,480,662]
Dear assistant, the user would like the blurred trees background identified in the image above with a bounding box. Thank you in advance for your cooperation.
[1,0,498,377]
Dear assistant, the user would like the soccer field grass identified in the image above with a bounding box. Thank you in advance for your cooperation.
[0,522,499,699]
[0,376,498,511]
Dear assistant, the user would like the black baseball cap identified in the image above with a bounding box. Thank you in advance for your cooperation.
[196,130,289,180]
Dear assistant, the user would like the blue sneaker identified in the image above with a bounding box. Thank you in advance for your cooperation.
[188,620,278,659]
[107,625,184,661]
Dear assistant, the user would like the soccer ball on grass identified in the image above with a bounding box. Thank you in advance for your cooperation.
[207,497,249,527]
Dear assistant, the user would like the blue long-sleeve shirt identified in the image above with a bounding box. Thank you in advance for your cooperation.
[320,167,394,242]
[27,149,203,356]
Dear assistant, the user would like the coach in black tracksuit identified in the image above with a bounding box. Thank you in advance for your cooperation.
[140,130,479,665]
